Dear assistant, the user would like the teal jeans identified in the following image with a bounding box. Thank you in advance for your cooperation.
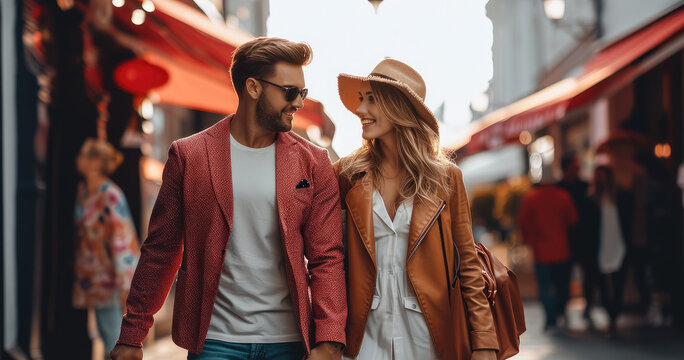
[188,340,305,360]
[94,306,123,352]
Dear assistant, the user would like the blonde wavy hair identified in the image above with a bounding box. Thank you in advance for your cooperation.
[339,81,452,206]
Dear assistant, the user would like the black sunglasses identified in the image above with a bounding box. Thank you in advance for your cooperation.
[256,79,308,102]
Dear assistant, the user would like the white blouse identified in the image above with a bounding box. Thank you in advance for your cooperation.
[346,190,438,360]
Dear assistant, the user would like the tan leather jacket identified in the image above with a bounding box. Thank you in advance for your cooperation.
[335,162,499,358]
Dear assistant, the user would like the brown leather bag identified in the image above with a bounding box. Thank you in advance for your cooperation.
[439,217,526,360]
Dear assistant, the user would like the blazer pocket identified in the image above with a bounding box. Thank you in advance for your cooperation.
[292,188,313,222]
[293,187,313,205]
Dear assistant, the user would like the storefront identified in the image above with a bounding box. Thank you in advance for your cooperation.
[458,5,684,324]
[7,0,337,358]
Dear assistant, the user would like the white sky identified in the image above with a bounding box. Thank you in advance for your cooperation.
[267,0,493,157]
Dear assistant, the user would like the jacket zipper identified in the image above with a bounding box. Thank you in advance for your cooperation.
[407,202,446,260]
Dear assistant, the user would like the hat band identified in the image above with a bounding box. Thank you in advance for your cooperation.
[370,73,397,81]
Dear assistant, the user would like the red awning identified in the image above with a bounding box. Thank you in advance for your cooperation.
[464,7,684,152]
[107,0,324,130]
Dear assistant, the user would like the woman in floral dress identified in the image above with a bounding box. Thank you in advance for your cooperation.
[73,138,140,354]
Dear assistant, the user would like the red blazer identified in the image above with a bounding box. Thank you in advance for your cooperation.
[117,115,347,354]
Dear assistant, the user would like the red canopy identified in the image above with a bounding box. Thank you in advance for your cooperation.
[465,7,684,152]
[108,0,324,130]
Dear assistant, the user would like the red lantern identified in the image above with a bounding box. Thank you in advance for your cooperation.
[114,58,169,95]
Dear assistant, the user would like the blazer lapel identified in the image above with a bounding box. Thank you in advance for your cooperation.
[206,116,234,231]
[275,133,297,238]
[345,181,376,265]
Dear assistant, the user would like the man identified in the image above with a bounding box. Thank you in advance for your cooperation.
[111,37,346,360]
[518,166,578,331]
[556,154,597,325]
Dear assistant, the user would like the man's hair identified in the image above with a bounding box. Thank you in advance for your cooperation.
[229,37,313,95]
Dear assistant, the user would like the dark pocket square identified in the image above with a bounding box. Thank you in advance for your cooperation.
[296,179,310,189]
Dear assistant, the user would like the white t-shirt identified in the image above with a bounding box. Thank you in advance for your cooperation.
[206,135,300,344]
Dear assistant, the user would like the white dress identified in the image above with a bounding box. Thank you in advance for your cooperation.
[598,196,626,274]
[346,190,438,360]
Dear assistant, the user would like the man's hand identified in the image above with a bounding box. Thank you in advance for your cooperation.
[471,349,497,360]
[306,341,343,360]
[110,344,142,360]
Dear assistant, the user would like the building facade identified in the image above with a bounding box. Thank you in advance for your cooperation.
[461,0,684,327]
[485,0,682,110]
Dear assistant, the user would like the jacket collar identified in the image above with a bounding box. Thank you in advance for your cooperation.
[345,180,376,265]
[344,172,446,260]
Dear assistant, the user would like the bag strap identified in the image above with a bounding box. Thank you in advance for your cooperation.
[438,215,451,305]
[438,214,461,304]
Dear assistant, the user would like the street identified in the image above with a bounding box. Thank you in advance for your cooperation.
[517,300,684,360]
[140,300,684,360]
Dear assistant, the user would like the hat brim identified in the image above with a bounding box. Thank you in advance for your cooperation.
[337,73,439,134]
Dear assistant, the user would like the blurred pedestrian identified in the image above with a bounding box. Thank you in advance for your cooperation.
[335,59,498,360]
[629,152,664,314]
[590,165,630,335]
[73,138,140,355]
[518,167,578,331]
[636,152,675,325]
[557,154,599,325]
[111,37,346,360]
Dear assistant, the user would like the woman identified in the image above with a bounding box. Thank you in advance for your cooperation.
[335,59,498,359]
[590,165,629,334]
[73,138,140,354]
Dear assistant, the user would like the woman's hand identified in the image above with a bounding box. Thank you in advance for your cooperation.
[471,349,497,360]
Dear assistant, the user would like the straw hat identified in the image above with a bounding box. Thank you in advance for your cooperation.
[338,58,439,133]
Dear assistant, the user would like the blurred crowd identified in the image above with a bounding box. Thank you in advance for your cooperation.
[470,147,678,335]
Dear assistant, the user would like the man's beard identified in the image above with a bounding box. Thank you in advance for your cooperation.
[256,96,292,133]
